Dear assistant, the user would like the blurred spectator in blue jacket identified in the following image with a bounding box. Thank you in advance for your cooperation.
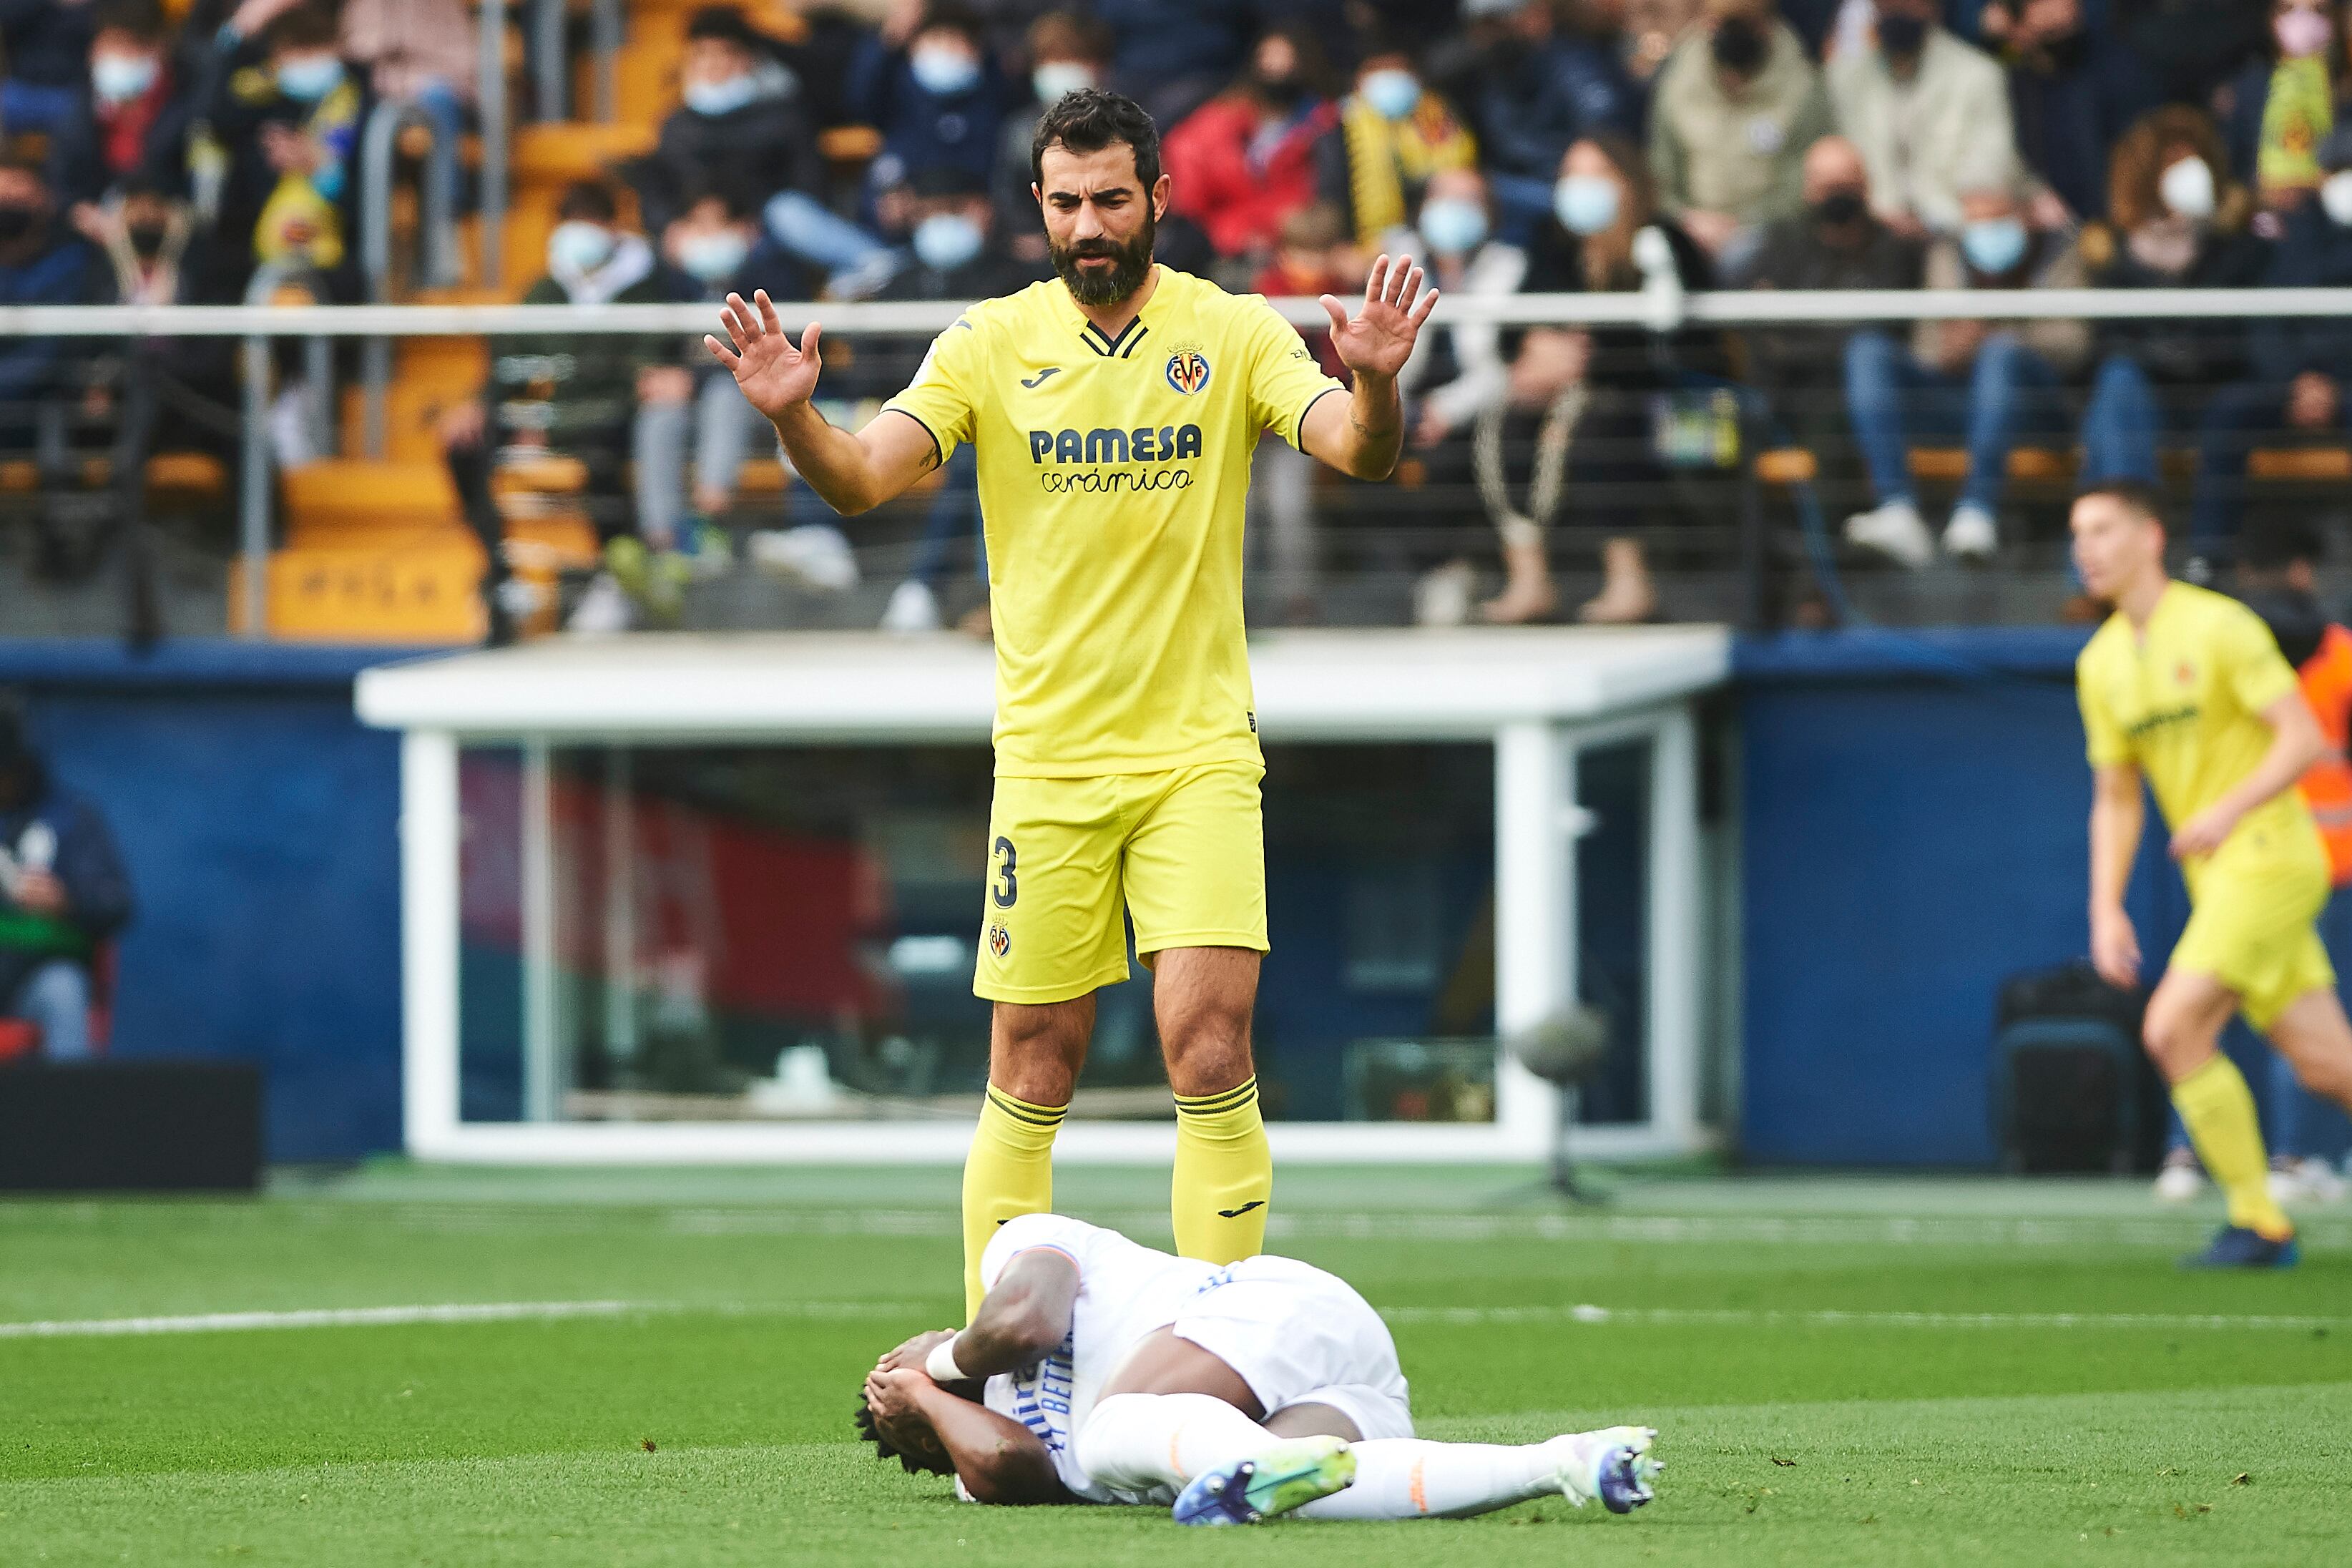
[1977,0,2109,222]
[49,0,195,216]
[1092,0,1255,128]
[0,158,100,459]
[0,0,100,134]
[853,1,1011,235]
[2187,123,2352,571]
[0,697,132,1063]
[1441,0,1643,242]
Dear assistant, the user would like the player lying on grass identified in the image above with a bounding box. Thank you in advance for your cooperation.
[855,1214,1660,1525]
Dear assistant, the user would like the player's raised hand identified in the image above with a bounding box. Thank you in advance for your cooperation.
[705,290,823,418]
[1320,255,1439,383]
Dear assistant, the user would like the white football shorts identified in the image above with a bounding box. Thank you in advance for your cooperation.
[1167,1255,1414,1442]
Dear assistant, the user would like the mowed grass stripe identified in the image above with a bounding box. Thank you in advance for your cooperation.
[0,1299,931,1339]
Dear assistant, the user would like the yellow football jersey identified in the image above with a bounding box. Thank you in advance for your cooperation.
[2077,580,2326,868]
[883,265,1344,777]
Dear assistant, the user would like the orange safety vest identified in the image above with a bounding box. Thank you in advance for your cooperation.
[2298,624,2352,886]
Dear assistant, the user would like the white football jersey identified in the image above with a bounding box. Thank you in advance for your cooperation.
[976,1215,1222,1504]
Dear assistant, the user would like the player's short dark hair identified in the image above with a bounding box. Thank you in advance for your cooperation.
[1031,87,1160,192]
[2241,516,2324,573]
[2074,479,2167,527]
[263,0,341,52]
[685,4,761,49]
[853,1397,952,1476]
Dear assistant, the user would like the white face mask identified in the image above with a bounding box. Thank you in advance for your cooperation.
[677,229,750,284]
[2157,156,2215,222]
[1032,61,1094,104]
[2323,171,2352,227]
[547,220,617,275]
[92,51,159,104]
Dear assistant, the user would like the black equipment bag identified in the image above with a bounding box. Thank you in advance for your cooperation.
[1990,961,2165,1174]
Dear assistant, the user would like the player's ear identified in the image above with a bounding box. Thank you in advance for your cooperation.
[1151,174,1172,222]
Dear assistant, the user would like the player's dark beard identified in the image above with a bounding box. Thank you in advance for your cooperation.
[1050,208,1155,307]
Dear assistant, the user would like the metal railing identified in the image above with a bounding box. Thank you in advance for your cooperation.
[6,277,2349,641]
[361,98,464,461]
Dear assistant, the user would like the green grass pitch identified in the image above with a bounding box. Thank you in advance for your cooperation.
[4,1163,2351,1565]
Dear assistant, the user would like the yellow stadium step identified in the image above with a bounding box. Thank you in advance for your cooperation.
[511,122,657,187]
[339,382,467,464]
[227,531,488,642]
[2250,447,2352,481]
[0,451,227,499]
[282,459,461,530]
[1907,447,2075,485]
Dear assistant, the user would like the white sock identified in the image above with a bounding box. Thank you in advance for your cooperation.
[1075,1392,1285,1494]
[1294,1438,1562,1520]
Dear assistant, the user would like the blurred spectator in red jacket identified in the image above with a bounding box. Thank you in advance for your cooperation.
[1163,26,1341,260]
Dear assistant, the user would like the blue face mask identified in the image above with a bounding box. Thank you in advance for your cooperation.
[912,212,984,273]
[677,229,750,284]
[909,43,981,97]
[1032,62,1094,104]
[1418,195,1488,257]
[1554,174,1621,236]
[683,72,758,117]
[1960,216,2028,275]
[92,52,159,104]
[275,53,345,104]
[1359,67,1421,121]
[547,220,617,275]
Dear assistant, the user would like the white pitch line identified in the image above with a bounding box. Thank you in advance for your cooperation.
[1381,1303,2352,1333]
[0,1298,929,1340]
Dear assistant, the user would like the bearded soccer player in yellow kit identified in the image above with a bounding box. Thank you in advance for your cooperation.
[2072,482,2352,1268]
[706,89,1437,1315]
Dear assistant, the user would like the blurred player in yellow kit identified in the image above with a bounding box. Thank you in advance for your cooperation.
[706,89,1437,1313]
[2072,483,2352,1267]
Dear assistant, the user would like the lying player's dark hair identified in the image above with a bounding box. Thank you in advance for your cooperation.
[2074,479,2166,527]
[1031,87,1161,192]
[853,1398,953,1476]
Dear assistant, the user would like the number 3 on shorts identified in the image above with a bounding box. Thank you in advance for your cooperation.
[991,836,1018,908]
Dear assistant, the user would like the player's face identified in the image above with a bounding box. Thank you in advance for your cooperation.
[2069,495,2160,597]
[1034,142,1170,306]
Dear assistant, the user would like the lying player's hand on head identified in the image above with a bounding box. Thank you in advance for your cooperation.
[876,1328,957,1375]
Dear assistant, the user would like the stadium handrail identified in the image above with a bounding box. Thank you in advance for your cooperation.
[14,288,2352,336]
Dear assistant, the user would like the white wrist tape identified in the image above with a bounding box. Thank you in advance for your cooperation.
[924,1334,970,1382]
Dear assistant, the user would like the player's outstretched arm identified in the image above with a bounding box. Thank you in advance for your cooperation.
[704,289,936,515]
[1302,254,1439,481]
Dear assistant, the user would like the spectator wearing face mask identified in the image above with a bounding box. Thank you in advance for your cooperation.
[1745,135,1925,477]
[1495,132,1720,625]
[1841,175,2087,567]
[437,182,695,636]
[2220,1,2346,214]
[0,158,102,461]
[852,1,1011,232]
[1648,0,1833,275]
[992,11,1113,265]
[2074,109,2270,501]
[1163,27,1342,260]
[47,0,194,217]
[79,175,242,471]
[643,180,801,564]
[1443,0,1642,244]
[1827,0,2025,238]
[1319,39,1477,253]
[0,0,99,134]
[864,167,1046,637]
[1976,0,2108,225]
[2185,124,2352,572]
[195,0,373,295]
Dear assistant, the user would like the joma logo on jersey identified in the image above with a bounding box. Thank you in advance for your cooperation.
[1028,425,1203,464]
[1165,349,1212,395]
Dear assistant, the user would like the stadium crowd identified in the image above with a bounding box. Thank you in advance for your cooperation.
[5,0,2352,627]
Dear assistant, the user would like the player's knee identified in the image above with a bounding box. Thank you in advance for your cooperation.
[1072,1394,1146,1481]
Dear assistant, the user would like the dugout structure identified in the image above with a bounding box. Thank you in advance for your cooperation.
[357,627,1727,1164]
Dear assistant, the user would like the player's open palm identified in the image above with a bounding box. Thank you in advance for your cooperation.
[1322,255,1439,383]
[705,290,822,418]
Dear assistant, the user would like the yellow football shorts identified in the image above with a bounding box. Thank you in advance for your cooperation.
[2173,843,2335,1032]
[974,762,1268,1004]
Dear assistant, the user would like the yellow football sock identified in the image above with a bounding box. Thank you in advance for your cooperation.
[1170,1076,1271,1264]
[962,1084,1065,1320]
[2172,1055,2293,1240]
